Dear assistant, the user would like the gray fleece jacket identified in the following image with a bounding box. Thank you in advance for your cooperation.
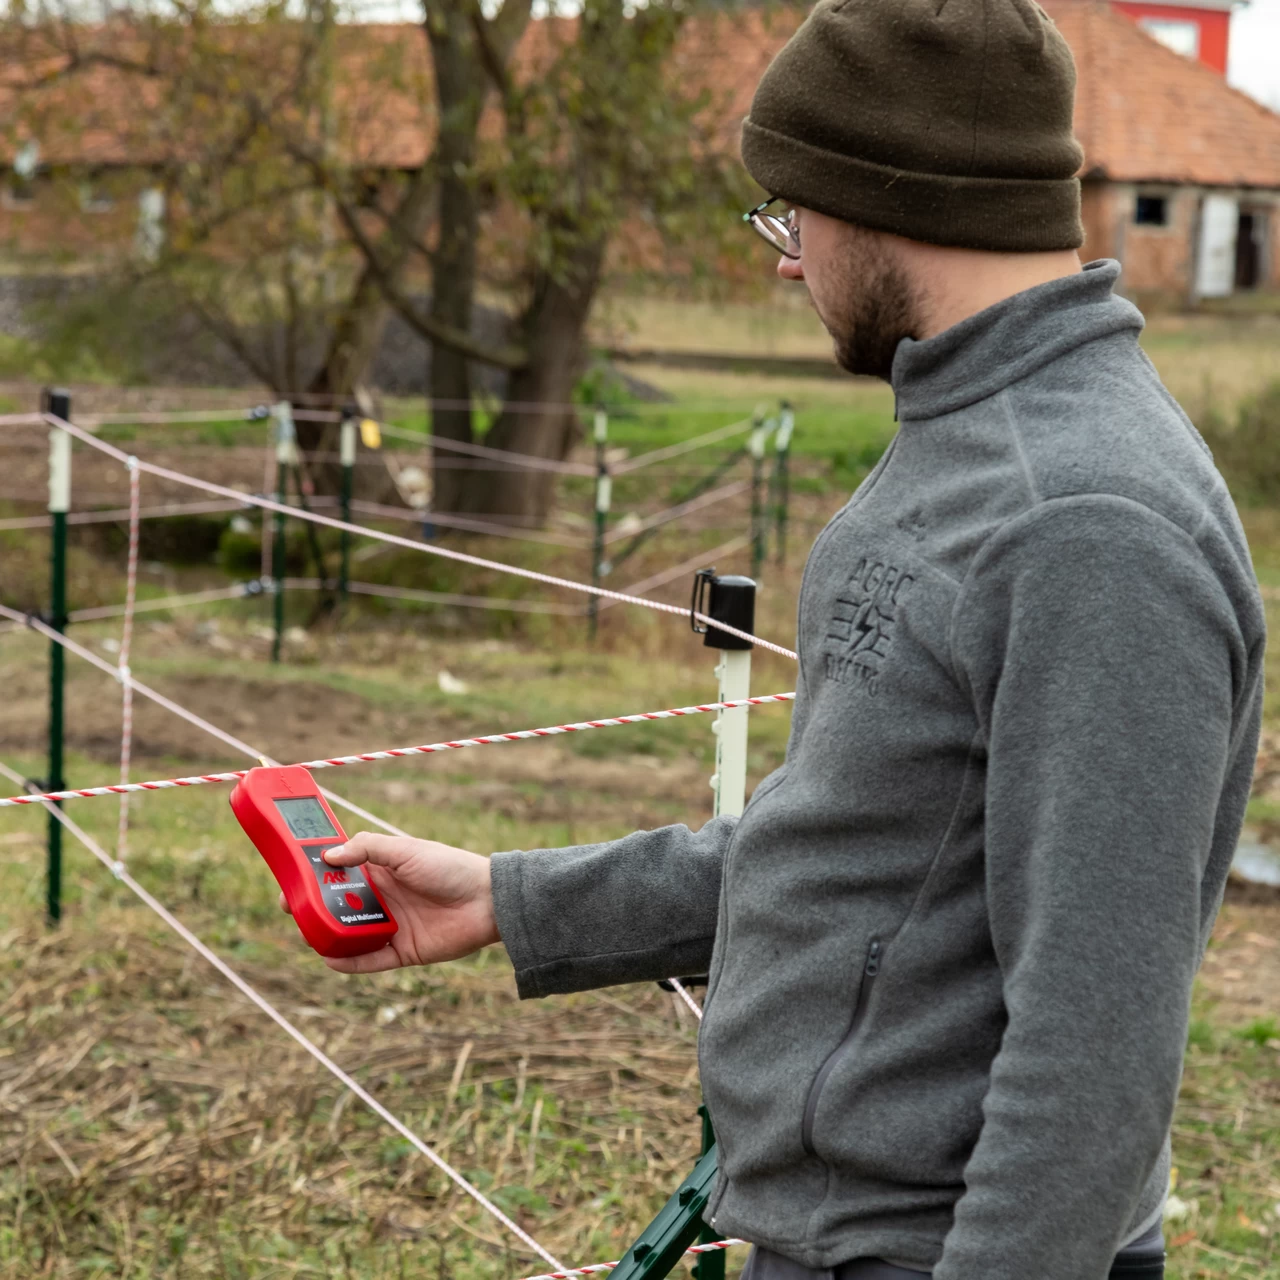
[490,261,1265,1280]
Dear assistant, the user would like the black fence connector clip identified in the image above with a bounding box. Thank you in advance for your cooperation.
[690,566,716,635]
[692,571,756,652]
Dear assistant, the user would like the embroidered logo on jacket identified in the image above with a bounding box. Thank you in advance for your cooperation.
[823,558,915,696]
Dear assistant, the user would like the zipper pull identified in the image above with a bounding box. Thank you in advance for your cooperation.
[865,939,881,977]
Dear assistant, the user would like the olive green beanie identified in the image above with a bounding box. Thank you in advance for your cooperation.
[741,0,1085,252]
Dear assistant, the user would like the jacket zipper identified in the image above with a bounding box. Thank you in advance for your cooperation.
[800,938,882,1158]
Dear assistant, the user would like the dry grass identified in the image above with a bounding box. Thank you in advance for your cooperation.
[0,912,707,1279]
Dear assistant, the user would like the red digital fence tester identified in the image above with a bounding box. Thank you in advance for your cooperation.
[229,766,398,958]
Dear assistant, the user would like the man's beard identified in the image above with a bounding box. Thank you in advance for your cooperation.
[814,227,922,381]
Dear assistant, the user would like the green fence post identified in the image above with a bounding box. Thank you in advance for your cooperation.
[603,1146,721,1280]
[588,408,610,640]
[774,400,794,566]
[691,1105,725,1280]
[42,387,71,926]
[749,411,768,581]
[271,401,297,663]
[339,411,356,602]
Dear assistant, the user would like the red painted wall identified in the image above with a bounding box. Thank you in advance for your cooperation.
[1110,2,1231,75]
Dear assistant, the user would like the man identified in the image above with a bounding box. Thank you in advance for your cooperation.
[297,2,1265,1277]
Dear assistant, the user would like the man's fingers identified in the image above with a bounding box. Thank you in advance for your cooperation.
[278,890,291,915]
[322,832,412,868]
[324,945,404,975]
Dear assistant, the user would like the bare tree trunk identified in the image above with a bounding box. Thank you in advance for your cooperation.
[425,0,487,513]
[449,236,606,522]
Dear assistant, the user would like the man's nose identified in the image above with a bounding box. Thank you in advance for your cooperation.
[777,254,804,281]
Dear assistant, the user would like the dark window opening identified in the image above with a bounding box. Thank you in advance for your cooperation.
[1135,195,1169,227]
[1235,212,1265,291]
[3,173,35,209]
[80,180,114,214]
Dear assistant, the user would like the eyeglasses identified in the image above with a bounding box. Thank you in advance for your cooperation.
[744,198,801,260]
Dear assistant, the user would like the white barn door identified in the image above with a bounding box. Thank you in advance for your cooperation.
[1195,195,1239,298]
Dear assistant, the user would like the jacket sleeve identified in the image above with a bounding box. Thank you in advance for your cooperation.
[490,816,734,999]
[937,495,1251,1280]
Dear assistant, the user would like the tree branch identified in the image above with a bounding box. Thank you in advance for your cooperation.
[329,189,526,370]
[184,291,279,390]
[277,128,527,371]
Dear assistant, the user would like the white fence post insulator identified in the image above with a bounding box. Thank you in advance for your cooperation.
[588,408,611,639]
[48,415,72,514]
[691,570,756,819]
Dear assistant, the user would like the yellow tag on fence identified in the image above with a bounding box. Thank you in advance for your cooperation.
[360,418,382,449]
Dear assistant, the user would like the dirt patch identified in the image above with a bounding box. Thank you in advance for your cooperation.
[0,622,716,835]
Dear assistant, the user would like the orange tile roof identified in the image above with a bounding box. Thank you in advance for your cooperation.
[1044,0,1280,187]
[4,6,1280,190]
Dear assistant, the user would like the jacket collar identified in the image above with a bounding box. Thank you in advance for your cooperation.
[890,260,1143,421]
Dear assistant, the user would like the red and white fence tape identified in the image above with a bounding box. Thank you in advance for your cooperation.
[519,1237,747,1280]
[0,692,795,808]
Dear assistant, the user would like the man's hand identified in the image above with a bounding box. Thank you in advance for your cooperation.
[279,833,499,974]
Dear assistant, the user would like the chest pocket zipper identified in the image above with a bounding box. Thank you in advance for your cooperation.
[800,938,882,1158]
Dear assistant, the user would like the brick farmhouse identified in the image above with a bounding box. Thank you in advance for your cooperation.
[3,0,1280,303]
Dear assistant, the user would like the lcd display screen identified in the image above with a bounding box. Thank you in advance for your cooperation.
[274,796,338,840]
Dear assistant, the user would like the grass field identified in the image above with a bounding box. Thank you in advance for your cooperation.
[600,294,1280,421]
[1,339,1279,1278]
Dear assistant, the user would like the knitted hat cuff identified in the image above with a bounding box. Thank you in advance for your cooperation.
[741,119,1084,254]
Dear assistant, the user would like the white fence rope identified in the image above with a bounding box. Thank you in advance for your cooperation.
[69,584,260,623]
[611,418,754,475]
[601,482,748,546]
[0,498,250,532]
[287,577,583,617]
[349,499,590,548]
[369,419,596,478]
[667,977,704,1023]
[603,537,751,610]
